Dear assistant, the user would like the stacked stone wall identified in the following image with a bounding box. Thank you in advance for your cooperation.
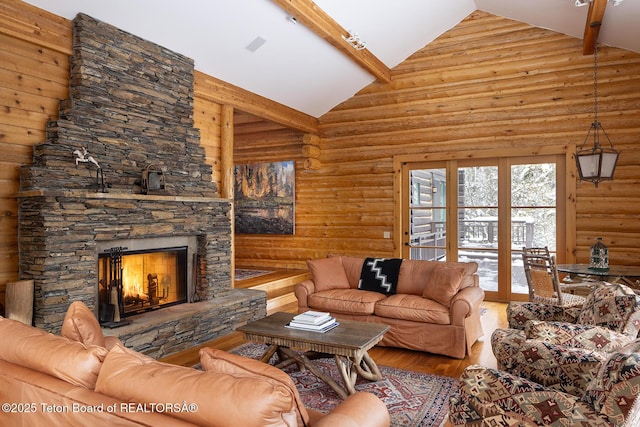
[16,13,264,349]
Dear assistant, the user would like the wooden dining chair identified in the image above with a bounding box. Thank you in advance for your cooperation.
[521,247,586,307]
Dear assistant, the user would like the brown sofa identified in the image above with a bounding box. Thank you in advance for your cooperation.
[295,255,484,359]
[0,302,390,427]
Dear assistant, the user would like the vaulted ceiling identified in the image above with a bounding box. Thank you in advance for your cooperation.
[23,0,640,118]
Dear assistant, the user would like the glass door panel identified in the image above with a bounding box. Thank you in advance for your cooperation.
[457,165,499,292]
[408,169,446,261]
[510,162,557,296]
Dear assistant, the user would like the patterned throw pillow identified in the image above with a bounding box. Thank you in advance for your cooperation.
[582,352,640,425]
[577,283,639,334]
[525,320,634,352]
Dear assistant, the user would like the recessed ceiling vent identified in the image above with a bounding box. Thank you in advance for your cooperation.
[246,36,267,52]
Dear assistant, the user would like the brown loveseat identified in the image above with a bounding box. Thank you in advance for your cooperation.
[0,302,390,427]
[295,255,484,358]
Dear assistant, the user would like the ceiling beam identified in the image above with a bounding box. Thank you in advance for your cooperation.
[583,0,608,55]
[272,0,391,83]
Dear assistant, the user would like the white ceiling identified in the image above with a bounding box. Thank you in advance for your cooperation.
[23,0,640,118]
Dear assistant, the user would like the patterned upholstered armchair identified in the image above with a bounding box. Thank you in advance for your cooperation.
[450,283,640,426]
[450,282,640,426]
[449,354,640,426]
[495,282,640,377]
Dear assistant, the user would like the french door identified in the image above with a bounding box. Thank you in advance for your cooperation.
[401,155,566,302]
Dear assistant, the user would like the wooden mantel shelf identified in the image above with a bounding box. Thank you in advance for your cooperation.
[16,189,230,204]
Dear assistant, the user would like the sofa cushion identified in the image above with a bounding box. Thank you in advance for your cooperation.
[308,289,386,315]
[577,282,639,334]
[422,265,466,307]
[199,347,308,426]
[374,294,449,324]
[96,344,301,427]
[307,256,351,292]
[582,352,640,425]
[61,301,106,348]
[0,316,107,389]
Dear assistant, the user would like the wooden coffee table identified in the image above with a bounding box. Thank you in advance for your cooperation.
[237,312,390,399]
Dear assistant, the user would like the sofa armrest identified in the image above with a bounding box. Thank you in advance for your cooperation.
[309,392,390,427]
[294,280,316,311]
[450,286,484,327]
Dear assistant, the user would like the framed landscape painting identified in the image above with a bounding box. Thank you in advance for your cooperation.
[234,160,295,235]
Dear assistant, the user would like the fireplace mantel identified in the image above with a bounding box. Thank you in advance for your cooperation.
[18,189,228,204]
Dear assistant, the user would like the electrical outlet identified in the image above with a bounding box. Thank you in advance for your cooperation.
[383,231,391,239]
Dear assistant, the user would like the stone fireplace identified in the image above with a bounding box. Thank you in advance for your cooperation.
[16,13,265,357]
[96,236,196,322]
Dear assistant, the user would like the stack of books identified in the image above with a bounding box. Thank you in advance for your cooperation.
[286,311,339,333]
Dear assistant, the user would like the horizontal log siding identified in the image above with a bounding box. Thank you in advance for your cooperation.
[0,1,72,303]
[312,11,640,267]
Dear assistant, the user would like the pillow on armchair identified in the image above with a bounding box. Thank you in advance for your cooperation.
[577,282,640,336]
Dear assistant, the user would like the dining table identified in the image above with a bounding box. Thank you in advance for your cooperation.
[556,264,640,290]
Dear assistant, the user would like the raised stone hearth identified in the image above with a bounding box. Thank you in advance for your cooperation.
[17,13,265,357]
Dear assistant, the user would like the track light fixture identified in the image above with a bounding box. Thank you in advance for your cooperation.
[342,30,367,51]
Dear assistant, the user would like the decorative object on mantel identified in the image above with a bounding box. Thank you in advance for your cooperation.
[72,146,108,192]
[589,237,610,270]
[575,39,620,187]
[141,164,166,194]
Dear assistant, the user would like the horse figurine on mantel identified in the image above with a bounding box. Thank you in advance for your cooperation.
[73,146,107,192]
[73,146,101,169]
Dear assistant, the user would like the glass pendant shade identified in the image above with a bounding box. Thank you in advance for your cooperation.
[576,124,619,187]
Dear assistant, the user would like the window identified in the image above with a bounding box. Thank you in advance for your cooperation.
[401,154,567,301]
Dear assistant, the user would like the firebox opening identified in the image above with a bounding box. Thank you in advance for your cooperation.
[98,246,189,323]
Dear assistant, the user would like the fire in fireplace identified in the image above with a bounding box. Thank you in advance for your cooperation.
[98,246,188,324]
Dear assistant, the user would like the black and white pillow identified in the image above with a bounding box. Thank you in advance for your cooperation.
[358,258,402,295]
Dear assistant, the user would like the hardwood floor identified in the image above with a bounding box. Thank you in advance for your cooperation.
[160,301,508,379]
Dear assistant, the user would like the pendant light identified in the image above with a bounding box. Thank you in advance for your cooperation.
[575,40,620,187]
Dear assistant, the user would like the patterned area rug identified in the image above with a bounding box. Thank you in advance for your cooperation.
[234,268,273,281]
[230,343,458,427]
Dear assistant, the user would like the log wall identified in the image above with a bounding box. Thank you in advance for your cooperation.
[1,2,639,309]
[235,11,640,269]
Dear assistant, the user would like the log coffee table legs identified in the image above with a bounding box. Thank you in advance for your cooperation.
[335,351,383,396]
[259,344,383,399]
